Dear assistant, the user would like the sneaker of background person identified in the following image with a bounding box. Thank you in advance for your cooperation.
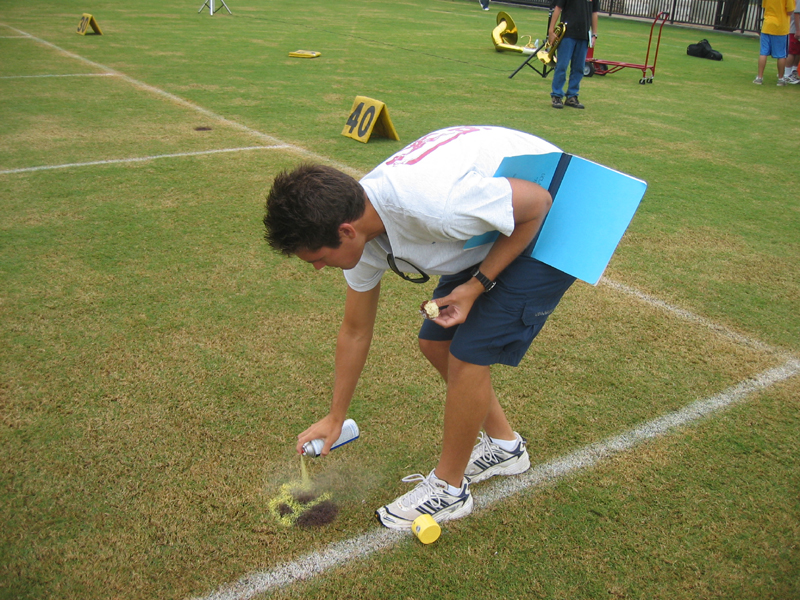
[753,76,763,84]
[788,73,800,84]
[465,432,531,484]
[376,470,473,530]
[551,95,564,109]
[777,77,787,86]
[479,0,490,10]
[565,95,585,109]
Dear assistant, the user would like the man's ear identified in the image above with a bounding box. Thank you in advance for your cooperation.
[338,223,357,240]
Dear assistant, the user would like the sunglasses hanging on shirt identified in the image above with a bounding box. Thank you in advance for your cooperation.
[386,254,430,284]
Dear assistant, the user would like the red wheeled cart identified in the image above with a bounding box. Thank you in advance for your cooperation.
[585,12,669,83]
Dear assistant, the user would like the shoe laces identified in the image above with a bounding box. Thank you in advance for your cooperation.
[471,431,501,463]
[397,472,451,510]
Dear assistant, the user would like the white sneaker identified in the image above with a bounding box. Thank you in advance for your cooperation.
[787,73,800,84]
[464,432,531,484]
[753,76,763,84]
[777,77,787,86]
[376,470,473,530]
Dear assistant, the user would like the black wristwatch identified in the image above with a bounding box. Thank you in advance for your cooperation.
[471,267,496,293]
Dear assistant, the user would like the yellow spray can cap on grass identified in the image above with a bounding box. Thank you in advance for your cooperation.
[412,514,441,544]
[288,50,321,58]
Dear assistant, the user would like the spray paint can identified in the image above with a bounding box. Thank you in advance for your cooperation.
[302,418,360,457]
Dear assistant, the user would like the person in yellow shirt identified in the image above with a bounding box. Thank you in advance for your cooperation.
[754,0,795,85]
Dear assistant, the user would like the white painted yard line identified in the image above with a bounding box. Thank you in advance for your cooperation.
[0,72,117,79]
[195,358,800,600]
[476,358,800,507]
[600,278,790,358]
[0,23,362,178]
[0,146,288,175]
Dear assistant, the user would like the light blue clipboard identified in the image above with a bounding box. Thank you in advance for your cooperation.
[465,153,647,285]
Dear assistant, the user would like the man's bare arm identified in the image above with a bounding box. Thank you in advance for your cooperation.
[296,283,381,454]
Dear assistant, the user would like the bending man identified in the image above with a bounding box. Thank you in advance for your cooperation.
[263,126,576,530]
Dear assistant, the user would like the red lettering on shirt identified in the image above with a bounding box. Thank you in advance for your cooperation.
[385,126,483,166]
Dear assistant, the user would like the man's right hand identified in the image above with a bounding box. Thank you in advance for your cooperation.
[296,414,344,456]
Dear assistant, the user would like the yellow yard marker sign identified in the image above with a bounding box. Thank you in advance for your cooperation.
[76,14,103,35]
[341,96,399,143]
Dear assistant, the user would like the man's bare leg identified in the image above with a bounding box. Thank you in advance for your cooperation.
[418,338,450,380]
[434,355,517,487]
[757,54,768,78]
[419,339,515,442]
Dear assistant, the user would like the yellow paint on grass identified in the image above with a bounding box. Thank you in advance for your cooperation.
[267,481,331,527]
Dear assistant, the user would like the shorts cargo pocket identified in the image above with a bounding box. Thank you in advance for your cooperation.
[522,302,554,328]
[521,302,553,347]
[484,301,554,366]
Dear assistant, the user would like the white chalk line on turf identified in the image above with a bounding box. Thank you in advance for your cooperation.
[0,146,289,175]
[475,359,800,507]
[0,23,363,179]
[0,72,117,79]
[195,358,800,600]
[600,278,790,358]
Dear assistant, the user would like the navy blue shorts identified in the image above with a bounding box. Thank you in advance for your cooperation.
[418,253,575,367]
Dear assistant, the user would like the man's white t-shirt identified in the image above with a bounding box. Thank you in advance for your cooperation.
[344,126,561,292]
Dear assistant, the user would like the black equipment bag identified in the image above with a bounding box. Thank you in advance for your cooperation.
[687,39,723,61]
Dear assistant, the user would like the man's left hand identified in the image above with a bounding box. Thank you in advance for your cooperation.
[428,278,484,328]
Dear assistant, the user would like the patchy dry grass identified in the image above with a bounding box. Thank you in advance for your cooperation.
[0,0,798,598]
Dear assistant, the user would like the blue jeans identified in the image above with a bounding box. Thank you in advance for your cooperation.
[551,36,588,98]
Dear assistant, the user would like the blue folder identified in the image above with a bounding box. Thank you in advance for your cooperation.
[464,153,647,285]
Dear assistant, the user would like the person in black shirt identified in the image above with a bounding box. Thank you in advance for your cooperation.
[549,0,599,109]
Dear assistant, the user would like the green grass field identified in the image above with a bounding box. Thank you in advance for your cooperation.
[1,1,798,599]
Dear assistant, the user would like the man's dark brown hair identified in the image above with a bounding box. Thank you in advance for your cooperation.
[264,164,366,255]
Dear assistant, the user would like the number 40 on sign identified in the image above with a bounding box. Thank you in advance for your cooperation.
[341,96,400,143]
